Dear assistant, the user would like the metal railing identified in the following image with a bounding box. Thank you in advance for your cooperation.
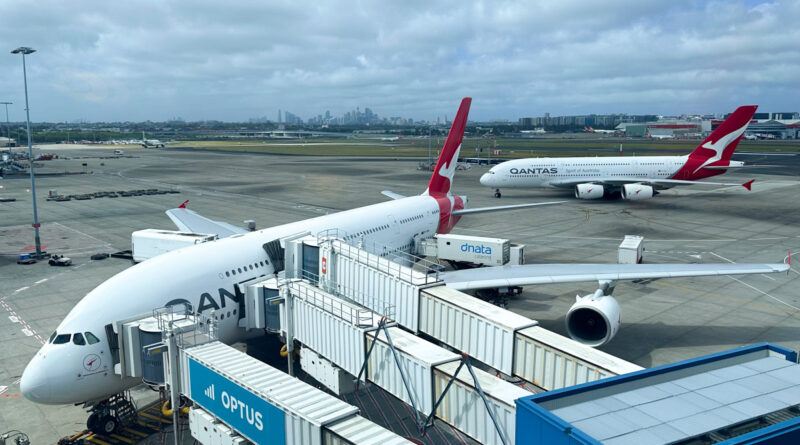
[315,229,444,285]
[153,302,217,349]
[285,279,383,328]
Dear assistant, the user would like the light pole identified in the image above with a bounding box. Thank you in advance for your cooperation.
[0,102,11,147]
[12,46,43,259]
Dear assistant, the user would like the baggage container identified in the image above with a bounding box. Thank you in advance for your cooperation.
[618,235,644,264]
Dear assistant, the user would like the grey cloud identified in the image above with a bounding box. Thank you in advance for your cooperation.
[0,0,797,122]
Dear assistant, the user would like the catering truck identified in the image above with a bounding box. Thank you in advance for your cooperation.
[418,234,524,267]
[132,229,218,262]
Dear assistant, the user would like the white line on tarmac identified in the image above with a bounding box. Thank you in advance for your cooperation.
[727,275,800,313]
[34,278,48,284]
[711,251,777,280]
[14,286,29,293]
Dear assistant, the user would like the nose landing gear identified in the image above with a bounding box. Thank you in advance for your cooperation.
[494,188,502,198]
[85,392,136,435]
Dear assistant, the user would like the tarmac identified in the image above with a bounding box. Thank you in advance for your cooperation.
[0,145,798,443]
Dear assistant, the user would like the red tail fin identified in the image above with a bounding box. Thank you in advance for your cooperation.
[425,98,471,196]
[742,179,754,191]
[672,105,757,180]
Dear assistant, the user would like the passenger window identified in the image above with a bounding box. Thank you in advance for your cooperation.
[73,333,86,345]
[226,271,230,277]
[232,269,237,275]
[85,332,100,344]
[53,334,71,344]
[238,268,242,273]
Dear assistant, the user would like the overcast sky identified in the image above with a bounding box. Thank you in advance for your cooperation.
[0,0,797,123]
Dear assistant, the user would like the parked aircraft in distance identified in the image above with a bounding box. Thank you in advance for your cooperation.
[20,99,789,437]
[481,105,759,200]
[381,135,402,142]
[141,131,165,148]
[584,126,618,135]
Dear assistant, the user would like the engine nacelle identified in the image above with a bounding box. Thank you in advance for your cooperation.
[565,290,621,347]
[574,183,604,200]
[621,183,654,200]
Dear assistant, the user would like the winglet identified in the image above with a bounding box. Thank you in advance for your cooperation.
[742,179,755,191]
[178,199,189,209]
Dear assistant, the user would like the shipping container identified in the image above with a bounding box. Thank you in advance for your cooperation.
[433,234,510,266]
[433,361,530,445]
[366,326,459,414]
[513,326,643,391]
[286,280,380,377]
[509,243,525,265]
[182,342,359,445]
[322,414,412,445]
[618,235,644,264]
[131,229,217,262]
[419,285,536,375]
[320,239,431,331]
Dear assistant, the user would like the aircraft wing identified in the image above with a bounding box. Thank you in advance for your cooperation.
[440,262,789,291]
[452,201,565,215]
[166,208,248,238]
[381,190,406,200]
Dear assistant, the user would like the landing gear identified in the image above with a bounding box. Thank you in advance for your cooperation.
[86,393,136,435]
[494,188,502,198]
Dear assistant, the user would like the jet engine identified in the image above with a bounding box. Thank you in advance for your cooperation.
[621,183,654,200]
[565,289,621,347]
[574,183,604,200]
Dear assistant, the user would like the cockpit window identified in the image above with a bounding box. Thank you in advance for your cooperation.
[48,331,57,343]
[53,334,71,344]
[72,333,86,345]
[85,332,100,344]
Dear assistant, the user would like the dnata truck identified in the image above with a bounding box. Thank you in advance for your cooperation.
[418,234,524,267]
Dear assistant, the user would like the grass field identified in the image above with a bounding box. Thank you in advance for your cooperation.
[169,137,800,159]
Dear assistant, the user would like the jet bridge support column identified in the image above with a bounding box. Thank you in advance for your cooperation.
[165,324,181,445]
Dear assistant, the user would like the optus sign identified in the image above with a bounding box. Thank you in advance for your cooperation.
[188,358,286,444]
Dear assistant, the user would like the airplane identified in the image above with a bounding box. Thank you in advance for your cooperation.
[19,98,789,435]
[381,135,402,142]
[141,131,165,148]
[521,128,546,135]
[481,105,759,199]
[584,126,618,135]
[647,129,675,140]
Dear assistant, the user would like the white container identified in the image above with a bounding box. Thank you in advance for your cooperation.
[366,326,459,414]
[419,285,536,375]
[513,326,643,391]
[323,414,412,445]
[132,229,217,262]
[509,243,525,265]
[433,361,530,445]
[618,235,644,264]
[434,234,509,266]
[182,342,359,445]
[287,280,380,377]
[322,239,430,331]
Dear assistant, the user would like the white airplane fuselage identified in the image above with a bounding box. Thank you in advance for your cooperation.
[21,194,446,405]
[481,155,690,189]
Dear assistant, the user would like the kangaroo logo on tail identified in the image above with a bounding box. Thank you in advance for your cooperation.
[425,98,471,196]
[672,105,757,181]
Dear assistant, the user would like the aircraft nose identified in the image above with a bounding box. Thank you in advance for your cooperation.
[480,172,493,186]
[20,356,51,403]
